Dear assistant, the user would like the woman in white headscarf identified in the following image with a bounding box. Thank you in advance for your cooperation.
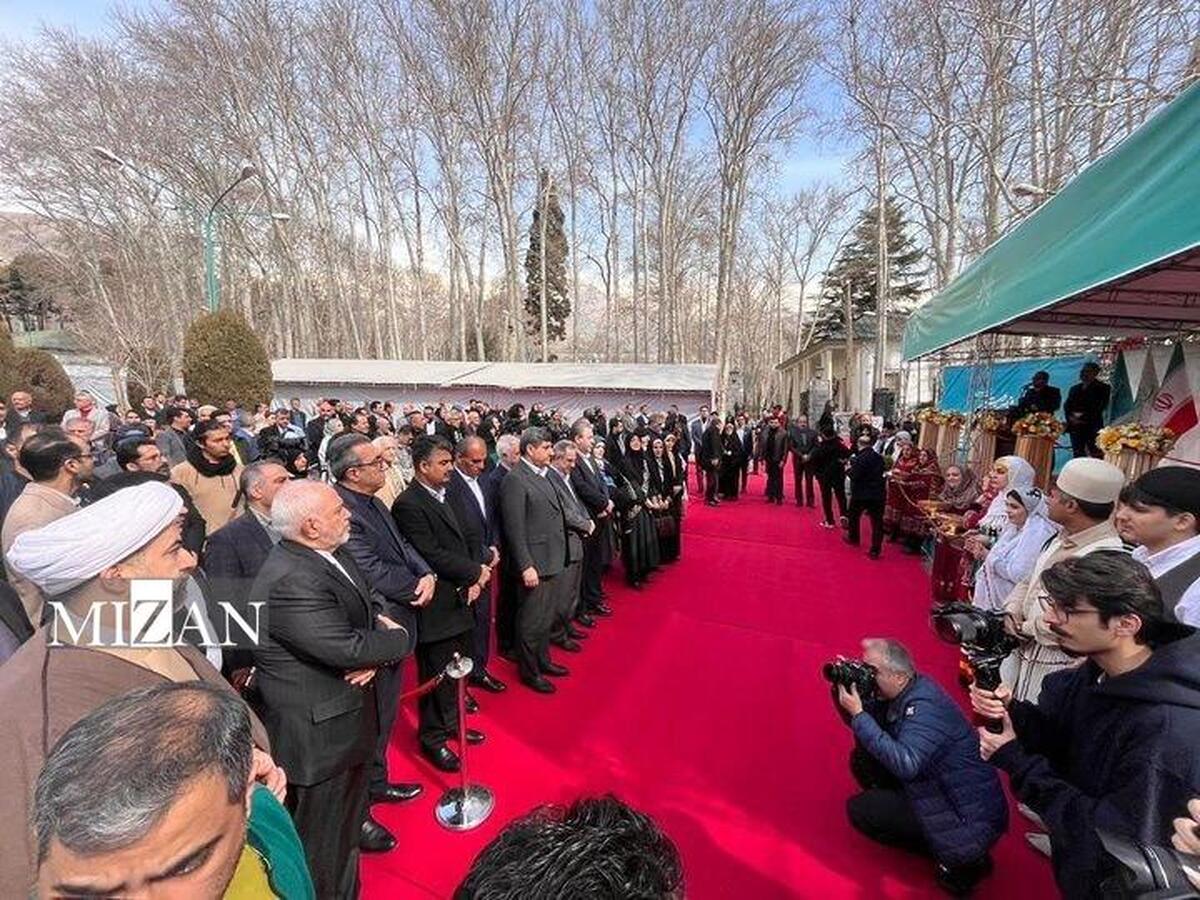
[957,455,1038,598]
[971,485,1059,612]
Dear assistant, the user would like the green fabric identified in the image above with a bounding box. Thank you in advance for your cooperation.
[245,786,315,900]
[903,81,1200,359]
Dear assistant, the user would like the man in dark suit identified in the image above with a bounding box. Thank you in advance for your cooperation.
[788,414,818,507]
[4,391,47,441]
[328,434,429,846]
[500,427,570,693]
[569,418,613,622]
[446,435,507,695]
[392,436,488,772]
[846,435,887,559]
[250,480,415,898]
[689,406,709,495]
[700,415,724,507]
[547,441,595,652]
[1064,362,1111,458]
[305,398,337,468]
[482,433,521,658]
[736,415,755,492]
[761,415,790,505]
[1014,370,1062,418]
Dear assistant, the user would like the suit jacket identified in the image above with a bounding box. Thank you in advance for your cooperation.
[204,511,275,592]
[500,460,568,577]
[1016,384,1062,417]
[446,469,493,563]
[570,453,609,518]
[738,427,755,462]
[1,483,78,626]
[250,541,414,785]
[289,409,308,429]
[480,462,511,548]
[700,423,724,469]
[689,417,706,453]
[155,426,191,468]
[789,424,818,459]
[1065,380,1111,430]
[391,482,480,643]
[848,448,887,502]
[547,468,592,564]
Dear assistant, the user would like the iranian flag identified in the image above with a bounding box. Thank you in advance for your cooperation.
[1142,345,1198,439]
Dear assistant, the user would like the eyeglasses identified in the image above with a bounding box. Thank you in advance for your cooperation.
[349,458,390,471]
[1038,595,1103,621]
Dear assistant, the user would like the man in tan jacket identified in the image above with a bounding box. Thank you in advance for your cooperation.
[170,417,244,534]
[1,427,91,627]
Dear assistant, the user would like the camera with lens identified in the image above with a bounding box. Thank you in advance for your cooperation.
[1097,829,1200,899]
[822,658,878,701]
[930,603,1019,691]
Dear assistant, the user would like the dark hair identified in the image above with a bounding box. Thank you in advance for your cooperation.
[397,424,414,438]
[1033,370,1050,380]
[2,420,39,449]
[455,435,487,458]
[192,418,230,443]
[1119,482,1196,526]
[1082,362,1101,373]
[163,405,190,426]
[1059,490,1114,521]
[820,426,837,439]
[116,436,157,470]
[33,682,252,864]
[520,426,552,455]
[19,427,81,481]
[413,433,454,465]
[455,795,683,900]
[328,432,372,481]
[1041,551,1165,644]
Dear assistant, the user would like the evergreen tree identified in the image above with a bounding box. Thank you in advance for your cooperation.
[181,310,274,408]
[523,169,570,348]
[0,321,21,403]
[14,347,74,418]
[813,198,925,343]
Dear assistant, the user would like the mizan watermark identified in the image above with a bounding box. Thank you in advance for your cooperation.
[47,579,263,649]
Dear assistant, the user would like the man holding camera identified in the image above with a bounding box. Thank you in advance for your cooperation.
[835,638,1007,895]
[972,551,1200,899]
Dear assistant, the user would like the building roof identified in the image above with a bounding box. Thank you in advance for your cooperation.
[271,359,717,393]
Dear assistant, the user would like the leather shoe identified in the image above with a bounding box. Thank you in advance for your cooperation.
[360,816,397,853]
[575,611,596,627]
[551,637,582,653]
[565,624,587,640]
[370,782,423,804]
[543,661,570,677]
[591,604,613,617]
[422,744,461,773]
[470,670,507,693]
[465,728,485,745]
[523,676,556,694]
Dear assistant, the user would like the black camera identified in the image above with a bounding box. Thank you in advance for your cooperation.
[930,603,1019,691]
[1097,829,1200,899]
[822,658,878,701]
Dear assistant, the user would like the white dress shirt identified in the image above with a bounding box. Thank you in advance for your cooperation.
[1133,534,1200,625]
[316,549,357,588]
[522,457,548,478]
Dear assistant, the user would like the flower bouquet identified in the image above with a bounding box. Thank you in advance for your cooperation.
[973,410,1007,434]
[1012,412,1064,439]
[1098,424,1176,480]
[1012,413,1062,488]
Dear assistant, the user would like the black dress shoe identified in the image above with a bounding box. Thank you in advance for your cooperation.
[470,670,507,693]
[575,611,596,627]
[565,624,587,640]
[523,676,556,693]
[360,816,397,853]
[465,728,486,745]
[465,693,479,714]
[551,637,582,653]
[497,648,517,662]
[422,744,461,773]
[592,604,613,617]
[370,782,423,804]
[542,661,570,677]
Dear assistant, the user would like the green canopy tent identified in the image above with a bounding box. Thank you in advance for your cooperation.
[903,80,1200,361]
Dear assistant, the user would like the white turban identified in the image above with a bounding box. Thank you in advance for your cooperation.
[7,481,184,596]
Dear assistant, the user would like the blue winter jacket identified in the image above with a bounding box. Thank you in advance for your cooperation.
[851,674,1008,866]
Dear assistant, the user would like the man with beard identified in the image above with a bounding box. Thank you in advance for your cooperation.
[250,480,415,897]
[0,481,287,891]
[761,415,790,505]
[170,418,243,534]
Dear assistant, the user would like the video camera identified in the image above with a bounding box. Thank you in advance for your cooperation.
[1098,829,1200,899]
[822,658,878,702]
[930,603,1019,692]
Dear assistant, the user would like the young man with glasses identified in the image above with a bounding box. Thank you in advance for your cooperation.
[971,551,1200,900]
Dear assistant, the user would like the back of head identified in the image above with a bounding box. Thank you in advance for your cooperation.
[455,795,683,900]
[19,427,80,482]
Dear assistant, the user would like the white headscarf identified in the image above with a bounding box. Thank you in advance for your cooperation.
[7,481,184,596]
[978,455,1037,530]
[974,484,1059,612]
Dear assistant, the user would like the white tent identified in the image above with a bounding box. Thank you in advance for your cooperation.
[271,359,716,417]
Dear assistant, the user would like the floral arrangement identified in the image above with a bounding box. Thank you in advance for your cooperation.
[1012,412,1064,439]
[972,410,1006,434]
[915,408,966,428]
[1096,423,1176,456]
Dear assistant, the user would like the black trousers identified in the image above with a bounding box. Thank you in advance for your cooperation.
[496,564,519,654]
[765,461,785,500]
[288,763,369,899]
[580,524,606,610]
[1069,426,1101,458]
[516,574,559,682]
[740,461,750,492]
[550,560,582,641]
[820,477,847,525]
[846,747,928,855]
[370,664,399,793]
[792,458,815,505]
[470,585,492,671]
[694,459,706,495]
[703,466,719,503]
[417,630,472,752]
[847,497,885,553]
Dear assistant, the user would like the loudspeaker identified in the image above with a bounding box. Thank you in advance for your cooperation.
[872,388,896,423]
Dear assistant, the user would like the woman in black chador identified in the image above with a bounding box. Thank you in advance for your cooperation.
[609,429,661,587]
[718,419,745,500]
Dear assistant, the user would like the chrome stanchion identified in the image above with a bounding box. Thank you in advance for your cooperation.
[435,653,495,830]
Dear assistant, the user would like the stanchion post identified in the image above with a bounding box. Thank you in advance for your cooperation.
[435,653,495,831]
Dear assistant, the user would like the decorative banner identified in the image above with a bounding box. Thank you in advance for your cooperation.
[1122,346,1150,399]
[1141,344,1198,439]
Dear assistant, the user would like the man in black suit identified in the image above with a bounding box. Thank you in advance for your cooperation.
[500,427,570,693]
[1014,370,1063,418]
[328,434,429,845]
[250,480,415,898]
[761,414,790,505]
[4,391,47,441]
[846,435,887,559]
[1064,362,1112,458]
[483,433,521,658]
[570,418,613,622]
[392,435,489,771]
[700,415,724,507]
[689,406,709,495]
[446,435,507,695]
[305,398,337,468]
[547,441,595,652]
[788,414,818,507]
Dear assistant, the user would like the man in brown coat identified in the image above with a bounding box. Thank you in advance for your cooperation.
[0,480,285,894]
[1,427,92,627]
[170,417,244,534]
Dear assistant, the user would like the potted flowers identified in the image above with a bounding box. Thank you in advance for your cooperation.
[1012,412,1064,488]
[1097,424,1177,480]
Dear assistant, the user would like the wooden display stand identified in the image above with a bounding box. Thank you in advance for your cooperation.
[969,430,998,475]
[1104,449,1160,481]
[918,421,940,452]
[1015,435,1056,489]
[936,424,963,467]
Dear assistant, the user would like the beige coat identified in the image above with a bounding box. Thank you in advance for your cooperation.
[170,460,243,534]
[1,483,78,625]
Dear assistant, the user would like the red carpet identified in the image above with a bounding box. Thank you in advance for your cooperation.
[361,472,1059,898]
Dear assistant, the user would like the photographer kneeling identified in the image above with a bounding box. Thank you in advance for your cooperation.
[834,638,1007,895]
[971,551,1200,899]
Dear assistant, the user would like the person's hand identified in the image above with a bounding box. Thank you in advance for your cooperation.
[466,584,481,604]
[837,682,864,716]
[344,667,377,687]
[377,614,402,630]
[250,748,287,803]
[522,566,539,588]
[411,573,436,607]
[477,564,491,588]
[1003,613,1020,637]
[488,546,500,567]
[970,542,989,561]
[1172,799,1200,854]
[969,682,1013,720]
[977,711,1016,759]
[605,499,614,516]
